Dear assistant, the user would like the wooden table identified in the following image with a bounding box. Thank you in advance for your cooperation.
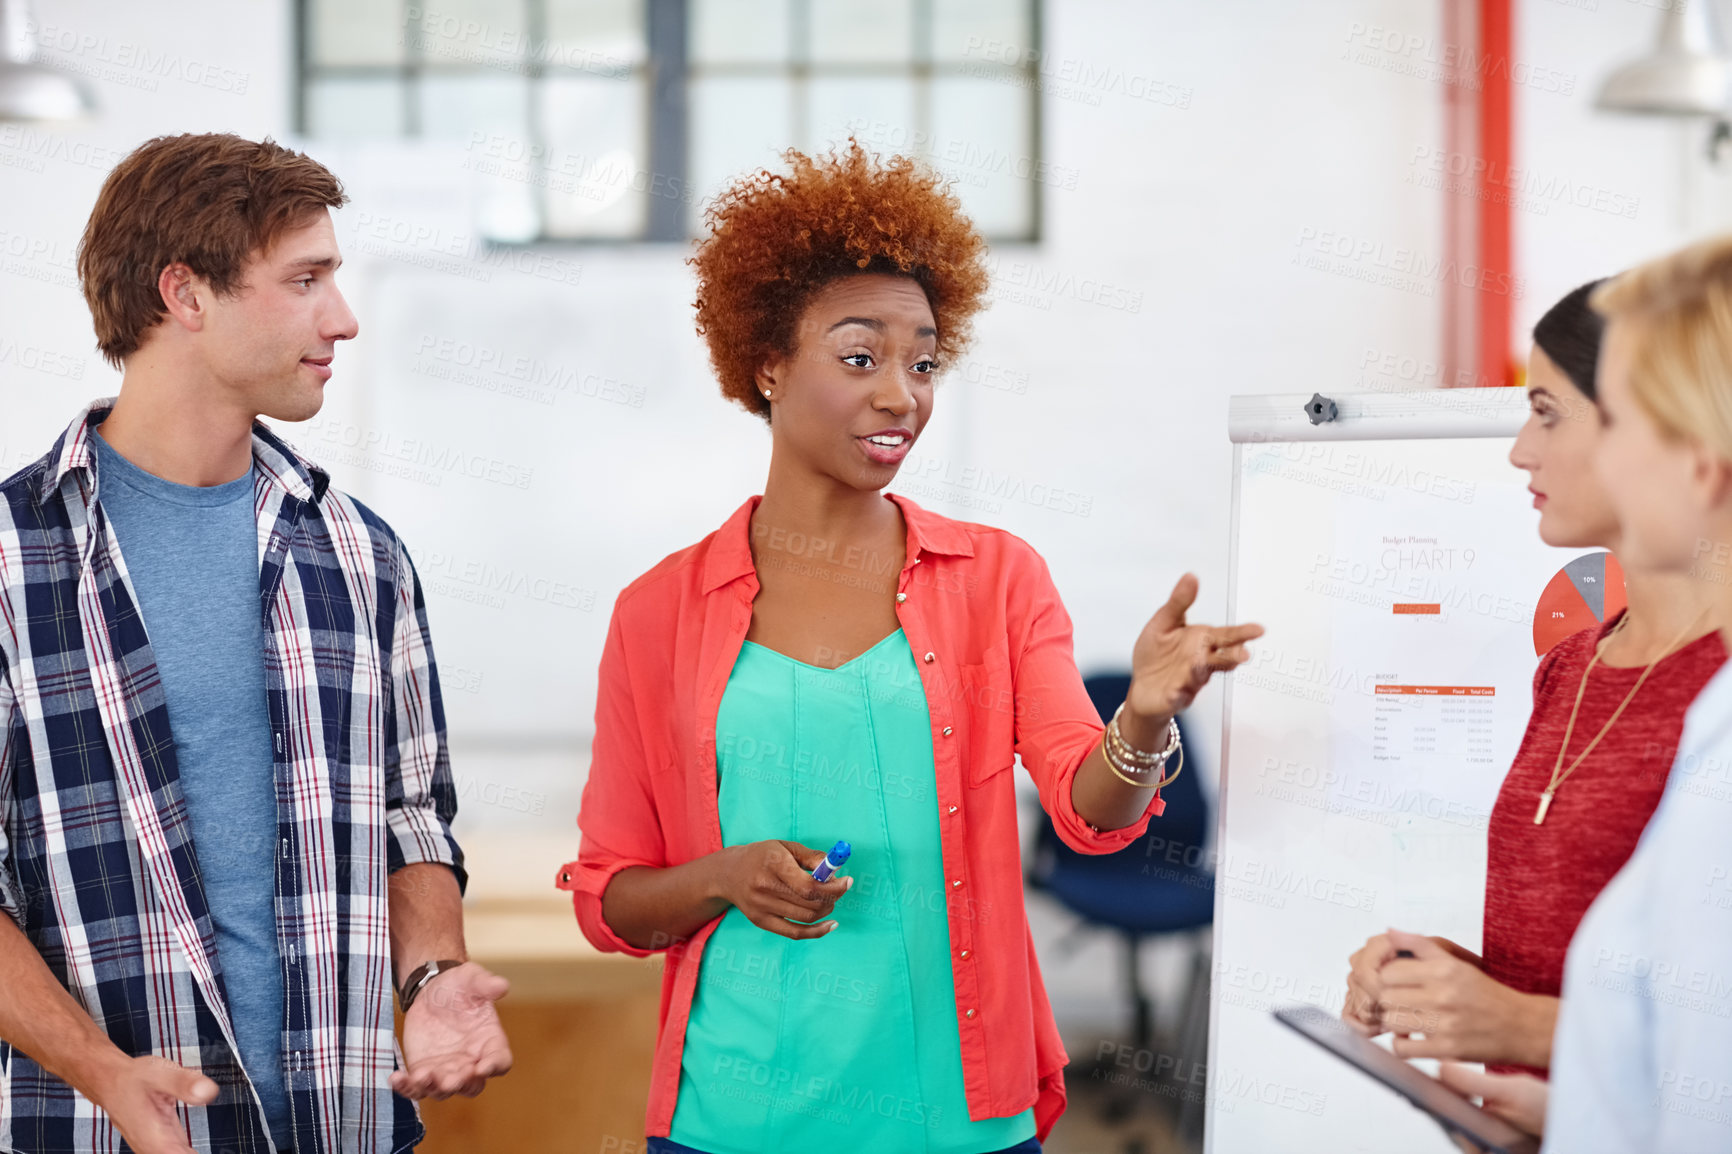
[412,900,664,1154]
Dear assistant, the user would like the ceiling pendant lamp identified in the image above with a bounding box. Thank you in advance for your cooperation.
[1597,0,1732,116]
[0,0,95,122]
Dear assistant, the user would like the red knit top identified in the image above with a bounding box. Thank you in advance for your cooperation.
[1482,612,1725,1074]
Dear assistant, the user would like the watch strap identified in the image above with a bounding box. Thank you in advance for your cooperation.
[398,958,466,1013]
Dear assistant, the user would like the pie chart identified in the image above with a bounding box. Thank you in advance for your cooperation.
[1534,551,1627,656]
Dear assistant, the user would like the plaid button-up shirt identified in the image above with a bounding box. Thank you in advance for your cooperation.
[0,401,464,1154]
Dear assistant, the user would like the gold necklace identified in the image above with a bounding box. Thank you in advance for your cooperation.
[1534,607,1708,824]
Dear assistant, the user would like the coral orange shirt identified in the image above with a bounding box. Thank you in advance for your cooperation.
[556,493,1166,1141]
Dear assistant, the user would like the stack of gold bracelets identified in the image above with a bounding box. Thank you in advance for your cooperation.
[1102,703,1184,789]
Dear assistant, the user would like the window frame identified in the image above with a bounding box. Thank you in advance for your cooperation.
[293,0,1042,244]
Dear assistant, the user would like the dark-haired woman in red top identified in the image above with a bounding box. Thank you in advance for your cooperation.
[1341,280,1726,1077]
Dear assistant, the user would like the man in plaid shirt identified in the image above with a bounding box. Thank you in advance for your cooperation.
[0,134,511,1153]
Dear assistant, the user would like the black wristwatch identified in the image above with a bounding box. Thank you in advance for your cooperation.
[398,958,466,1012]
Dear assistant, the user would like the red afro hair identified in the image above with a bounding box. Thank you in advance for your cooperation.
[690,139,991,422]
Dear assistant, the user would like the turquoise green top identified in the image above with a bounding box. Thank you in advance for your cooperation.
[669,630,1036,1153]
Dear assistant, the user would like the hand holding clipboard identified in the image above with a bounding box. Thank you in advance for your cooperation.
[1273,1006,1541,1154]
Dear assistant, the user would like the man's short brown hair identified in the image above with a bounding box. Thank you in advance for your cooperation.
[77,133,347,368]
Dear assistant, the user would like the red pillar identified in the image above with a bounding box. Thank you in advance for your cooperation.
[1477,0,1515,388]
[1441,0,1516,389]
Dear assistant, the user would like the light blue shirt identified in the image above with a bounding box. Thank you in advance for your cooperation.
[92,428,291,1148]
[1547,659,1732,1153]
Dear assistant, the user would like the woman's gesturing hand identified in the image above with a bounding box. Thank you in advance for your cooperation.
[719,840,853,940]
[1127,574,1264,727]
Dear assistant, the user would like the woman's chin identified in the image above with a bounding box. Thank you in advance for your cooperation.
[845,463,901,492]
[1536,514,1613,553]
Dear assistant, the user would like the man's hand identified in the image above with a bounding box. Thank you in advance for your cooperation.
[95,1055,219,1154]
[391,963,513,1100]
[1377,930,1551,1067]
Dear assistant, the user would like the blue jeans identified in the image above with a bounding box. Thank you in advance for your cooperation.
[647,1139,1041,1154]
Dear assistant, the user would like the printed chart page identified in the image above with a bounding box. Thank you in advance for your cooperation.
[1211,435,1598,1154]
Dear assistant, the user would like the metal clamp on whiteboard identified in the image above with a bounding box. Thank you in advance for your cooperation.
[1304,393,1339,425]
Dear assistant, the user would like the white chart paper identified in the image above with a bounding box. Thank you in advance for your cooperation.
[1211,401,1595,1154]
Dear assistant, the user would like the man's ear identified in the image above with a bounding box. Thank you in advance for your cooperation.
[157,262,209,333]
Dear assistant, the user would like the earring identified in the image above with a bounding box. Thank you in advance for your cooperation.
[763,390,773,399]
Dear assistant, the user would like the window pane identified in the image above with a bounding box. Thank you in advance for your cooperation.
[545,0,645,73]
[806,77,915,157]
[687,76,793,232]
[929,76,1033,238]
[310,0,405,67]
[418,75,528,142]
[306,77,407,139]
[810,0,914,65]
[691,0,792,65]
[932,0,1030,63]
[538,76,649,238]
[405,0,530,74]
[475,180,543,243]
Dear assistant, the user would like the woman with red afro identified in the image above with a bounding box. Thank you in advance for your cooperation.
[558,141,1260,1153]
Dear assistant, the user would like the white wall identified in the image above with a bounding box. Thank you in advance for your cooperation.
[3,0,1725,1027]
[1517,0,1732,331]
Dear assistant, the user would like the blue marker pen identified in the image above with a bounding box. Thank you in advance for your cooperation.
[811,840,851,882]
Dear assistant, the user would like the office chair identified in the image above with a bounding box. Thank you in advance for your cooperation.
[1025,672,1214,1141]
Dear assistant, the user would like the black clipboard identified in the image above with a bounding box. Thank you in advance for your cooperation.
[1272,1005,1540,1154]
